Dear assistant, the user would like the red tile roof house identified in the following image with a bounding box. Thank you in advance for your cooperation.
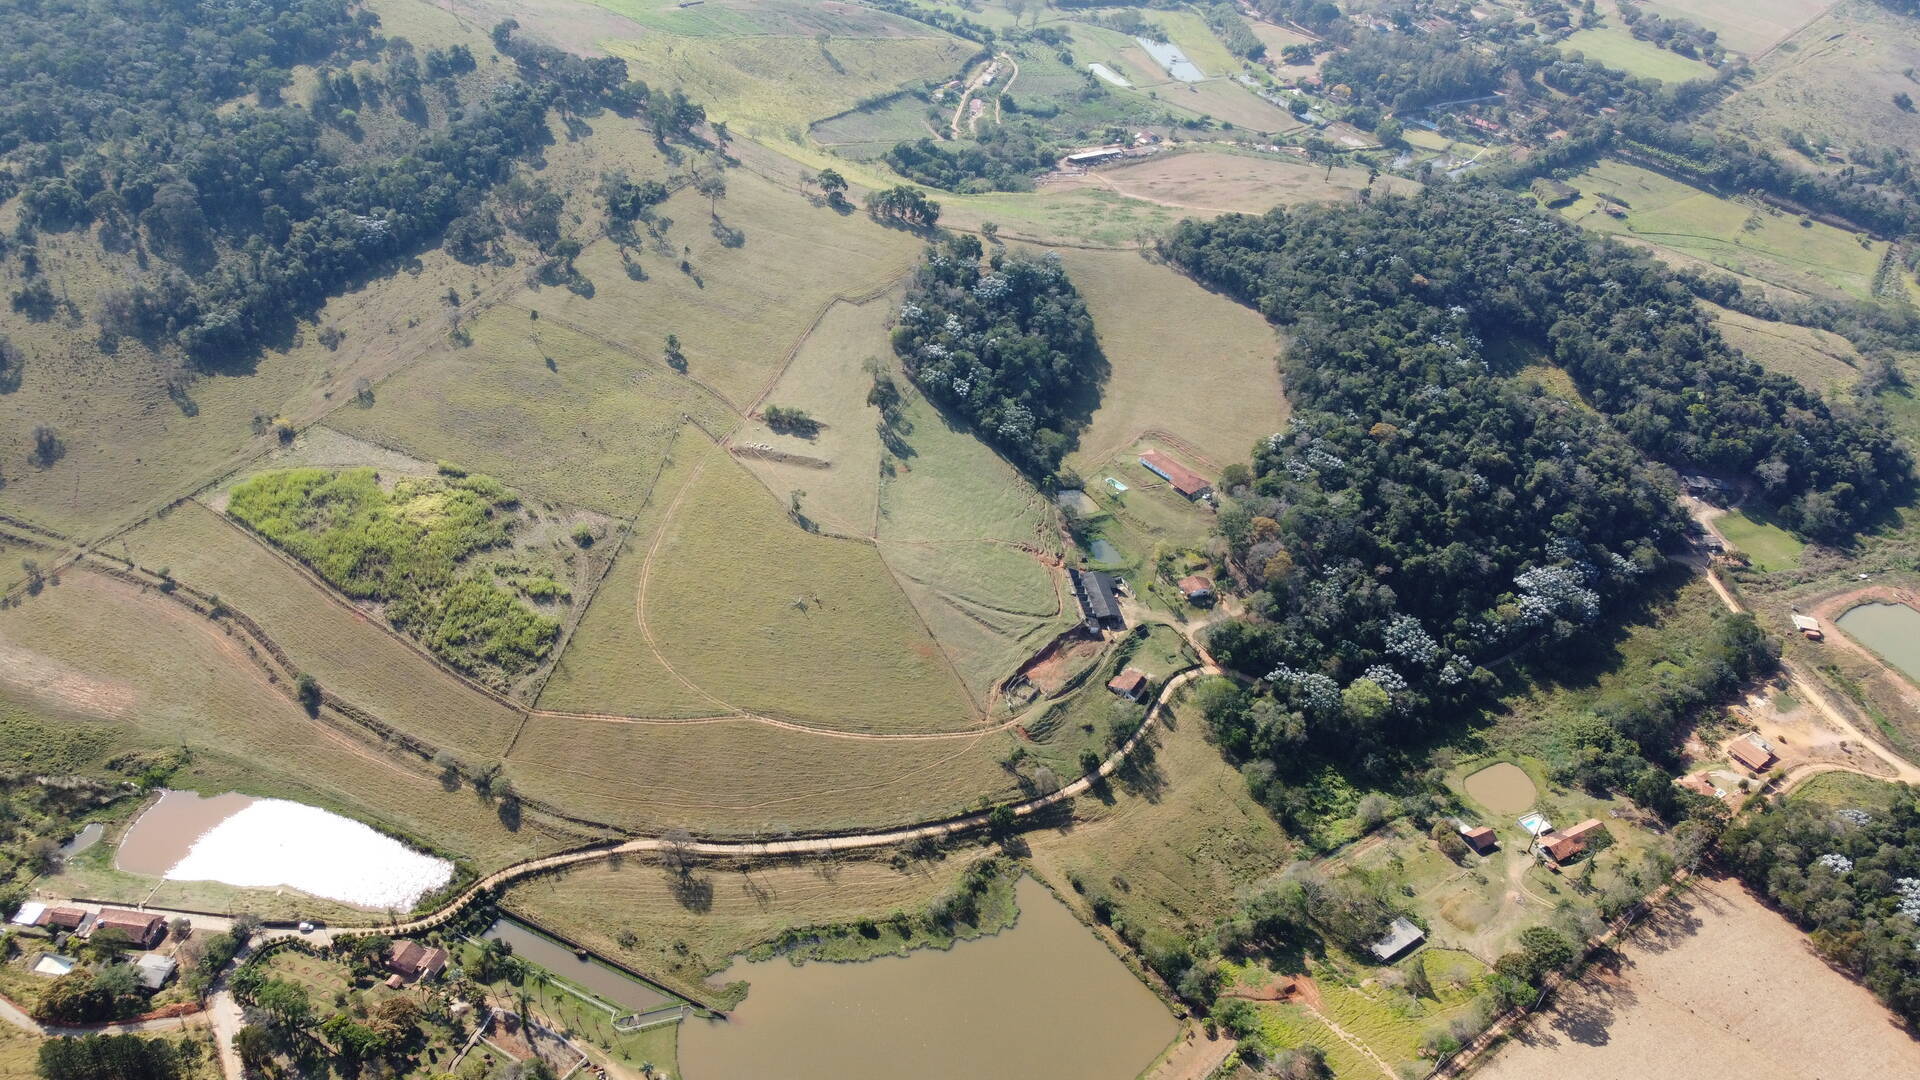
[43,907,92,933]
[1729,740,1776,773]
[1178,575,1214,602]
[90,908,165,949]
[1460,825,1497,854]
[1107,668,1151,702]
[1138,451,1213,499]
[387,939,449,983]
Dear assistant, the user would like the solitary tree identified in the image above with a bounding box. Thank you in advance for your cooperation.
[661,827,696,878]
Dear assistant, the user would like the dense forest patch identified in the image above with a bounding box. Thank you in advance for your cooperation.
[1158,188,1896,765]
[891,235,1105,478]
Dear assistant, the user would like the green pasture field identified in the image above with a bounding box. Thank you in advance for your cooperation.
[1557,158,1888,300]
[603,29,974,144]
[1015,625,1198,784]
[643,455,978,731]
[810,94,940,160]
[1703,302,1861,390]
[501,850,1011,1007]
[535,433,736,720]
[872,387,1072,701]
[1250,1001,1380,1077]
[1716,508,1806,571]
[1074,442,1222,568]
[519,169,926,411]
[1789,769,1906,808]
[1638,0,1837,55]
[1708,0,1920,163]
[113,500,526,760]
[590,0,940,37]
[501,708,1021,835]
[1561,24,1719,82]
[326,306,737,517]
[1058,245,1286,474]
[994,44,1166,140]
[0,570,565,877]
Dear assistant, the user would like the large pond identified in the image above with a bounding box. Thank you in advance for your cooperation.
[117,790,452,909]
[679,877,1176,1080]
[1464,762,1537,815]
[482,917,676,1014]
[1838,602,1920,684]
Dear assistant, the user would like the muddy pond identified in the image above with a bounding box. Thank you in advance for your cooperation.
[678,876,1177,1080]
[1464,762,1537,815]
[1837,602,1920,685]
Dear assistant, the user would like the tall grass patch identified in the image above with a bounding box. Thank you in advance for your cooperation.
[227,468,564,687]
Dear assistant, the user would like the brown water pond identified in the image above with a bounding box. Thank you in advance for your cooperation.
[116,790,257,876]
[1837,602,1920,685]
[1464,762,1537,815]
[678,876,1178,1080]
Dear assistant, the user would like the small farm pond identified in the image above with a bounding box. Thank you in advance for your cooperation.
[1838,602,1920,684]
[482,917,676,1014]
[117,789,452,909]
[1464,762,1537,815]
[1085,537,1123,564]
[678,876,1176,1080]
[58,823,104,861]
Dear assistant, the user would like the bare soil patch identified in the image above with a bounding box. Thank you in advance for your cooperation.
[1474,876,1920,1080]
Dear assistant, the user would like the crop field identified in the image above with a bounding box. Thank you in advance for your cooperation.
[589,0,938,38]
[1708,0,1920,166]
[636,456,979,732]
[1058,245,1287,473]
[113,500,526,760]
[0,570,562,873]
[1476,875,1920,1080]
[327,306,737,516]
[1704,302,1861,389]
[1560,21,1719,82]
[1557,159,1888,300]
[603,27,973,144]
[501,708,1021,836]
[516,170,925,410]
[810,94,939,159]
[1638,0,1836,55]
[501,851,1008,1002]
[1716,508,1807,571]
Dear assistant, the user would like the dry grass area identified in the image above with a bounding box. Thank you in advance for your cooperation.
[501,850,989,1001]
[523,169,925,411]
[1709,0,1920,177]
[1025,696,1295,946]
[1050,151,1406,215]
[1474,875,1920,1080]
[501,709,1021,836]
[111,499,527,760]
[732,293,896,535]
[0,569,561,872]
[1058,246,1288,475]
[1707,302,1861,390]
[326,305,737,516]
[1639,0,1836,55]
